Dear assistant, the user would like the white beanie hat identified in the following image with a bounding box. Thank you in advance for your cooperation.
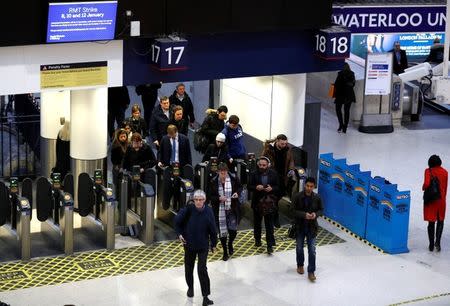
[216,132,226,142]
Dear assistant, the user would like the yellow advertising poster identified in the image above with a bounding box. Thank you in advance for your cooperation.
[40,61,107,89]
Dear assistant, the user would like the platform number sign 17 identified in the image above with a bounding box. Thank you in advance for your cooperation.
[150,38,188,71]
[314,26,351,60]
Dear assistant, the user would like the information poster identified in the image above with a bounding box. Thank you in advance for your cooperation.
[40,61,108,89]
[364,53,393,95]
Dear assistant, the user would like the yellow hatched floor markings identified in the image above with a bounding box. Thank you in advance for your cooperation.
[0,226,344,292]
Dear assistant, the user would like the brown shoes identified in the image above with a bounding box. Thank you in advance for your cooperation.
[308,272,316,282]
[296,266,304,274]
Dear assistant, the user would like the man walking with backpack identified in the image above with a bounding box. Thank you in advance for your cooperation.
[175,190,217,306]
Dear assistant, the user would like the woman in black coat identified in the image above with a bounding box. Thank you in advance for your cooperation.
[334,63,356,133]
[209,163,242,261]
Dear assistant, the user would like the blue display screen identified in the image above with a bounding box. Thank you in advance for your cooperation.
[47,1,118,43]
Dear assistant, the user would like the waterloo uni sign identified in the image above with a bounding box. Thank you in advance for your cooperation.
[332,5,446,34]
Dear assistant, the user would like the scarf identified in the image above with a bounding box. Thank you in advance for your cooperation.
[218,175,232,237]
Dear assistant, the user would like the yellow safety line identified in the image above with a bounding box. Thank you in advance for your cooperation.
[389,292,450,306]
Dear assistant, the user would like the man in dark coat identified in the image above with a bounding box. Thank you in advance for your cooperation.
[334,63,356,134]
[169,83,195,128]
[200,105,228,145]
[135,82,162,129]
[248,156,279,254]
[290,177,323,282]
[149,96,171,147]
[391,41,408,75]
[108,86,130,139]
[122,133,157,183]
[175,189,217,305]
[158,125,192,168]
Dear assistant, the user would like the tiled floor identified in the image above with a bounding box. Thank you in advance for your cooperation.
[1,103,449,306]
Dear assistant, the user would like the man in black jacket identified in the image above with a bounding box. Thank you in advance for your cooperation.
[108,86,130,139]
[122,133,157,183]
[135,82,162,128]
[248,156,279,254]
[391,41,408,75]
[149,96,171,147]
[290,177,323,282]
[200,105,228,146]
[169,83,195,128]
[175,190,217,306]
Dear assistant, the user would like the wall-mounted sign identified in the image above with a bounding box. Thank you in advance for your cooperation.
[150,37,188,71]
[47,1,118,43]
[364,53,393,95]
[332,5,446,34]
[40,61,107,89]
[314,25,351,60]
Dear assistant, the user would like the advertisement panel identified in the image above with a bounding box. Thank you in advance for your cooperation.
[364,53,393,95]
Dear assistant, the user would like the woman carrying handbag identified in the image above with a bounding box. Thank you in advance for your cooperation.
[423,155,448,252]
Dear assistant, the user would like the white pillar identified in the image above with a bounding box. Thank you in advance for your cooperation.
[40,91,71,177]
[70,88,108,208]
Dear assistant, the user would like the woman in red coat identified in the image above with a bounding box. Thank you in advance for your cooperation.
[423,155,448,252]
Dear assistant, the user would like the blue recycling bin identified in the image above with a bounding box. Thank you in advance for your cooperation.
[366,177,410,254]
[319,153,336,220]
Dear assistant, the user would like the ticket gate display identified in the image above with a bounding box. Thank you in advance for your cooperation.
[289,167,308,199]
[159,163,195,212]
[0,178,31,261]
[35,173,74,256]
[119,166,156,244]
[77,170,115,250]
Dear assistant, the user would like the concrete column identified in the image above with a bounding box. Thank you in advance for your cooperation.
[40,91,71,178]
[70,88,108,208]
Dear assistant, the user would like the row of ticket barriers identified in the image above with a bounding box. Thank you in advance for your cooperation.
[0,154,308,262]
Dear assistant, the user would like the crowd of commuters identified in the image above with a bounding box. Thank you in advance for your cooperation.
[105,81,447,306]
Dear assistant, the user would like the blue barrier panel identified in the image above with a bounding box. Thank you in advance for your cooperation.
[344,164,371,238]
[335,158,350,228]
[319,153,335,220]
[331,158,346,225]
[366,177,386,247]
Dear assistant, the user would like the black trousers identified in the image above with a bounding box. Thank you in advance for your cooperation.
[253,209,275,247]
[335,102,352,129]
[185,248,210,297]
[108,110,125,138]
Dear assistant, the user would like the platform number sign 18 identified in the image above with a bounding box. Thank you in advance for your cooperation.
[314,26,351,60]
[150,38,188,71]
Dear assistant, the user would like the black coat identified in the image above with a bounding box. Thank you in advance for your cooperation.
[158,133,192,167]
[149,105,170,143]
[209,174,243,224]
[53,137,70,178]
[169,90,195,123]
[391,49,408,74]
[202,143,230,164]
[170,117,188,136]
[334,69,356,105]
[111,144,127,167]
[290,191,323,237]
[108,86,130,112]
[200,112,225,145]
[135,83,161,107]
[248,169,279,209]
[128,116,148,138]
[122,143,157,171]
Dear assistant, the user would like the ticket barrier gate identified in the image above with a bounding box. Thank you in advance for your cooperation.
[233,153,256,204]
[0,178,31,261]
[36,173,74,256]
[158,163,195,213]
[77,170,115,250]
[118,166,156,244]
[195,157,219,194]
[289,167,308,199]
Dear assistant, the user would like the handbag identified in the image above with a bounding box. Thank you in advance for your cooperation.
[258,194,277,216]
[423,168,441,205]
[287,222,297,239]
[193,129,209,153]
[328,83,336,98]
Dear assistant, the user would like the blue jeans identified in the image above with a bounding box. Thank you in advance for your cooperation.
[296,230,316,273]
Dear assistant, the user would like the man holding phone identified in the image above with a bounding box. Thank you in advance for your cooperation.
[175,190,217,306]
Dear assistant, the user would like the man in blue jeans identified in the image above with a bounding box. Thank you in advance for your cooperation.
[290,177,323,281]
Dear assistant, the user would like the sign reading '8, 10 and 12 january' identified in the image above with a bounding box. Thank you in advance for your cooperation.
[314,25,351,60]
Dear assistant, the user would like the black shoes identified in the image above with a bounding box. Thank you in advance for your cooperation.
[203,296,214,305]
[429,243,434,252]
[228,243,234,256]
[267,246,274,254]
[187,287,194,298]
[435,242,441,252]
[255,241,262,247]
[222,253,229,261]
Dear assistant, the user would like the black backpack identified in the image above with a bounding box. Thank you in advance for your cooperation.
[423,168,441,205]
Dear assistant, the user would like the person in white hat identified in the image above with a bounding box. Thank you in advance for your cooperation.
[202,132,232,165]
